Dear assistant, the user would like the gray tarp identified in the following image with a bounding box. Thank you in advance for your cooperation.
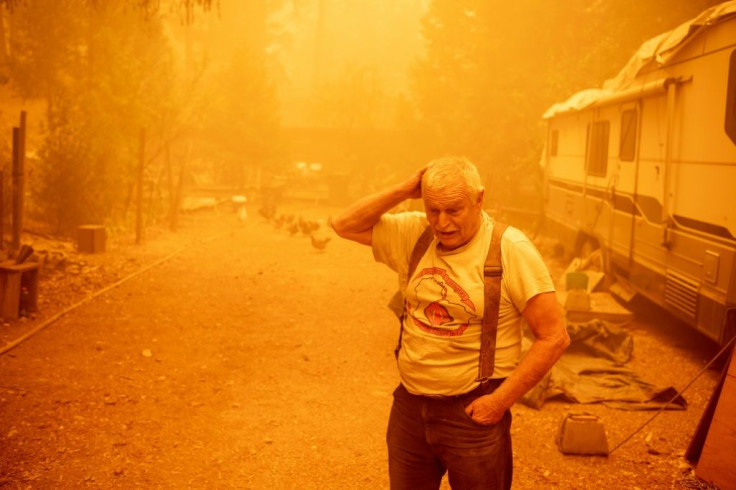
[522,320,687,411]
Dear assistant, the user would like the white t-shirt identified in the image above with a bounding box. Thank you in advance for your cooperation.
[372,211,555,396]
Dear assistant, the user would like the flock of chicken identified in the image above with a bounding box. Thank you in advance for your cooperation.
[258,207,332,251]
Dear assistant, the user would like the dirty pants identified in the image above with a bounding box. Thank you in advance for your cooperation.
[386,381,512,490]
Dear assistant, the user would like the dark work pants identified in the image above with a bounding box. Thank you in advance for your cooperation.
[386,382,512,490]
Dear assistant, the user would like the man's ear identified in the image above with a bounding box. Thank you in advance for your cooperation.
[477,189,485,208]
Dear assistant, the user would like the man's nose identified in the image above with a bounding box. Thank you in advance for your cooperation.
[437,212,451,229]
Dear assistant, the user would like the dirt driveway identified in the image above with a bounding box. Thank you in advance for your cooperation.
[0,204,722,489]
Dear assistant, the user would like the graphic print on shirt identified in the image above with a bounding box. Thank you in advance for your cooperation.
[406,267,477,337]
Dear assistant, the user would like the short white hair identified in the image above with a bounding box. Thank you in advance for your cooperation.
[421,156,484,202]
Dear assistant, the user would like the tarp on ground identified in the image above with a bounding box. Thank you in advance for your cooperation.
[522,320,687,411]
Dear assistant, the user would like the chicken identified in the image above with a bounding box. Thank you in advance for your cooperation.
[258,205,276,221]
[287,222,300,236]
[272,214,286,229]
[298,217,311,235]
[298,217,320,235]
[310,233,331,251]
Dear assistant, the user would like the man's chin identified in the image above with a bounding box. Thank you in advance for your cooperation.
[437,235,461,250]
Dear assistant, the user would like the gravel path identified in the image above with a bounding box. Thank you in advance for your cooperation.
[0,206,722,489]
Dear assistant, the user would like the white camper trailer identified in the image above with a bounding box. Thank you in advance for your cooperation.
[541,2,736,344]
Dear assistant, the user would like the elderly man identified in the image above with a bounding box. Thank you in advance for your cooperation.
[331,156,569,489]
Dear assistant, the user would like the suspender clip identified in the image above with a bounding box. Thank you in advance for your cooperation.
[483,265,502,277]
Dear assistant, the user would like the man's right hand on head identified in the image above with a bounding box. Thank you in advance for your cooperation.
[402,165,430,200]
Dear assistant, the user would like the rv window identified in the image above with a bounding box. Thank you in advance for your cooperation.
[586,121,609,176]
[619,110,637,161]
[726,50,736,145]
[550,130,559,156]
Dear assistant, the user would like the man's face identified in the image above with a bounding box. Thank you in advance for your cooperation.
[423,184,484,251]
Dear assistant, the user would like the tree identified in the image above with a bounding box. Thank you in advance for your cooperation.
[169,0,286,190]
[200,43,283,188]
[0,0,216,18]
[412,0,513,169]
[8,0,177,233]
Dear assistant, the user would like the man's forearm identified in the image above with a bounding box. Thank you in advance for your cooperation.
[333,184,409,234]
[491,332,569,411]
[330,165,428,246]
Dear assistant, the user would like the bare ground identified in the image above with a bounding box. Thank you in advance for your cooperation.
[0,203,723,489]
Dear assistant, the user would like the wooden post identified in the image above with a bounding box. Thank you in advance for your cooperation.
[12,112,27,253]
[170,150,187,232]
[136,128,145,245]
[165,143,174,226]
[11,127,22,252]
[19,111,26,169]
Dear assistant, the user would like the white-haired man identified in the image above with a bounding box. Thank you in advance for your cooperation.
[331,156,569,489]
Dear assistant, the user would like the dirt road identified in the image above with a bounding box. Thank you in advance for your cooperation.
[0,205,722,489]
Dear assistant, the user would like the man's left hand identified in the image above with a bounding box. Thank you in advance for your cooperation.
[464,393,506,425]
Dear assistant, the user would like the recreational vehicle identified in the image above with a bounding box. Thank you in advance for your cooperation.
[541,2,736,344]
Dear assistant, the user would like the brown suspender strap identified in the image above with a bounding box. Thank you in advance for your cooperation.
[408,226,435,280]
[395,226,434,358]
[477,222,508,382]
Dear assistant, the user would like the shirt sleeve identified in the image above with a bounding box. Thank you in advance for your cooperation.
[372,212,428,283]
[500,226,556,313]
